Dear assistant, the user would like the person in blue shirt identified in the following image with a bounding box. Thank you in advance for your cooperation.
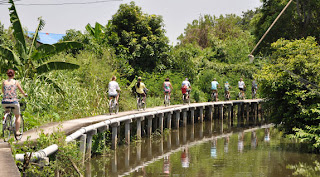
[211,78,220,101]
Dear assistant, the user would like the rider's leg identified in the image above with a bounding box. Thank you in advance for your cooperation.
[14,113,21,134]
[216,90,218,101]
[116,94,120,103]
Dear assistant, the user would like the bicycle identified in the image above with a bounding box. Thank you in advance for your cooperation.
[252,88,257,99]
[224,91,230,101]
[238,90,245,100]
[136,94,146,111]
[109,96,119,115]
[2,99,26,141]
[164,92,170,107]
[182,92,190,105]
[211,91,218,102]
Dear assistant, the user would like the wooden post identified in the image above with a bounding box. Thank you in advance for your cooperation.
[228,105,232,128]
[190,124,195,141]
[136,142,141,162]
[136,117,144,140]
[246,103,250,124]
[125,120,132,145]
[112,151,117,173]
[111,122,120,150]
[237,103,241,127]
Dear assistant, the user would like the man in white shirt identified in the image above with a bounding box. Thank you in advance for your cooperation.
[238,78,246,99]
[108,76,121,104]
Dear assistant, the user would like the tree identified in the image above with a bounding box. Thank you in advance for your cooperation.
[253,0,320,54]
[0,0,81,90]
[106,1,170,74]
[257,37,320,151]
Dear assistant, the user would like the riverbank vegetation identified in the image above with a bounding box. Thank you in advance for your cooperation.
[0,0,319,170]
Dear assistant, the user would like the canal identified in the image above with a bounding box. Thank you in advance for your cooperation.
[86,115,320,176]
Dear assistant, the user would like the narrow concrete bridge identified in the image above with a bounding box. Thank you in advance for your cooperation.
[0,99,264,177]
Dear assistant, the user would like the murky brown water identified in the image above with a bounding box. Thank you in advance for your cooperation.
[87,120,320,177]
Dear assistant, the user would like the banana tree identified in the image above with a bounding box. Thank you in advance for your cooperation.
[0,0,82,91]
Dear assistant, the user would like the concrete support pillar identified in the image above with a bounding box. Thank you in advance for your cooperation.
[182,109,187,127]
[147,139,152,158]
[219,105,224,133]
[228,105,232,128]
[147,116,153,137]
[136,143,141,162]
[167,133,171,150]
[190,108,195,124]
[125,146,130,169]
[167,113,172,129]
[160,137,164,154]
[199,107,204,122]
[79,134,87,164]
[199,122,204,138]
[85,129,97,159]
[174,111,180,129]
[112,152,117,173]
[219,105,224,120]
[158,113,164,134]
[136,117,144,140]
[125,120,132,145]
[237,103,241,126]
[207,105,213,121]
[111,122,120,150]
[246,103,250,124]
[183,127,187,144]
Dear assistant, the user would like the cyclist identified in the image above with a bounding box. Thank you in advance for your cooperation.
[238,78,246,99]
[181,78,191,100]
[163,77,173,102]
[224,81,231,100]
[135,77,148,103]
[211,78,220,101]
[108,76,121,104]
[252,79,258,99]
[2,69,27,136]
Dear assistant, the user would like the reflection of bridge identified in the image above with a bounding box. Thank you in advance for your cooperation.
[112,124,273,177]
[0,99,264,176]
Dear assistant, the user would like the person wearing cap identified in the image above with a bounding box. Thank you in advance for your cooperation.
[224,81,231,100]
[135,77,148,103]
[2,69,27,136]
[211,78,220,101]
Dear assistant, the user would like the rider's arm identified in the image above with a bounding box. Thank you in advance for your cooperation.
[16,81,27,97]
[1,82,4,94]
[170,83,173,90]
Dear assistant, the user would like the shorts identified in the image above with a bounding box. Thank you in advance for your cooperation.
[2,101,20,115]
[109,93,118,98]
[164,89,171,93]
[239,88,244,91]
[211,89,217,92]
[137,93,146,98]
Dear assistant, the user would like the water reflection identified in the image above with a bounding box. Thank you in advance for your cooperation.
[89,117,320,177]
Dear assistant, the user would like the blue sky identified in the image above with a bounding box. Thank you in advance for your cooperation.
[0,0,262,44]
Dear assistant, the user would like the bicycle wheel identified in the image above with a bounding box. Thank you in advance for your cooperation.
[143,101,146,110]
[3,113,12,142]
[137,97,140,111]
[115,103,119,114]
[14,115,24,141]
[109,99,113,115]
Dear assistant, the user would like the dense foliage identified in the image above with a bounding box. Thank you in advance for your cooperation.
[257,37,320,151]
[254,0,320,54]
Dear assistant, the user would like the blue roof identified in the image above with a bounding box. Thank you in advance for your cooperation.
[27,31,65,45]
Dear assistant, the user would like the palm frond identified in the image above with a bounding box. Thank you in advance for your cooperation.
[0,45,21,65]
[34,42,82,60]
[52,41,82,54]
[38,75,64,94]
[8,0,27,57]
[29,17,45,57]
[94,22,102,38]
[85,23,95,37]
[35,61,79,75]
